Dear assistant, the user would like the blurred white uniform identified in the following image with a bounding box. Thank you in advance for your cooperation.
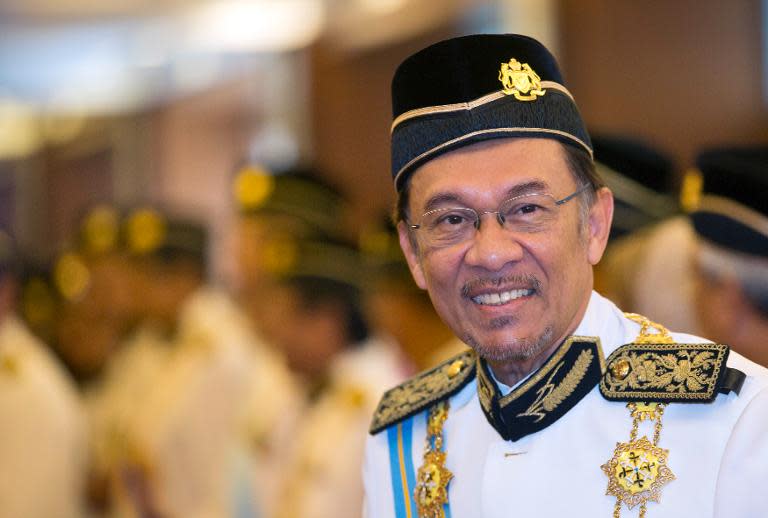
[277,336,407,518]
[600,217,700,334]
[0,315,87,518]
[85,324,170,517]
[123,288,303,518]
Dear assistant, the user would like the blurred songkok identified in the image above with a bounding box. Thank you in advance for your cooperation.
[591,134,678,239]
[234,164,348,240]
[689,146,768,366]
[590,136,695,330]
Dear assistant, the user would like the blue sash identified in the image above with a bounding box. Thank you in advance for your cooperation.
[386,412,452,518]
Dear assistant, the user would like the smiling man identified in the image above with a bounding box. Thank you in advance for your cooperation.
[363,34,768,518]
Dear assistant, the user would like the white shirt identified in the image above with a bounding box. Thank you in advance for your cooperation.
[279,336,408,518]
[363,291,768,517]
[0,316,87,518]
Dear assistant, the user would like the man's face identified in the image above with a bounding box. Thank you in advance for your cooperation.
[398,138,612,363]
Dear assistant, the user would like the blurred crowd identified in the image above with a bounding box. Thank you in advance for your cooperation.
[0,138,766,518]
[0,163,461,518]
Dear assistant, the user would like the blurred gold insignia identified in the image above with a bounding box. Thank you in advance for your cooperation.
[55,252,91,301]
[126,209,167,254]
[679,168,703,213]
[83,205,119,255]
[234,165,275,211]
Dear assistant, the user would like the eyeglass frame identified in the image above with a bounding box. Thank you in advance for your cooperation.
[407,183,592,244]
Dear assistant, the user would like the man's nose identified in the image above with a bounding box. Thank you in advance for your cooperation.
[463,215,524,271]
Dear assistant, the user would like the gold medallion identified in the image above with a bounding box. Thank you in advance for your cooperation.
[602,436,675,509]
[415,450,452,518]
[498,58,546,101]
[415,401,452,518]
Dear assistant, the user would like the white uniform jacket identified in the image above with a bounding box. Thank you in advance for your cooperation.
[363,291,768,518]
[0,316,87,518]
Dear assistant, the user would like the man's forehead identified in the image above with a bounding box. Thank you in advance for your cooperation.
[407,138,572,203]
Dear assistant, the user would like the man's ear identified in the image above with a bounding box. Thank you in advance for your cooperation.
[397,222,428,290]
[587,187,614,265]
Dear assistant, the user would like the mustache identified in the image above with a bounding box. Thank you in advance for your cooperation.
[461,274,541,298]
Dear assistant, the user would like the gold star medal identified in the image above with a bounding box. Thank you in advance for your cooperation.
[602,314,678,517]
[602,436,675,510]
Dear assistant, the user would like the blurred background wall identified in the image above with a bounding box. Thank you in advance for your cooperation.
[1,0,766,279]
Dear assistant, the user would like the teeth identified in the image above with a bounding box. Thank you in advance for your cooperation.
[472,289,533,305]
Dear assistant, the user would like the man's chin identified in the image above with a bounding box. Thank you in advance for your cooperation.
[463,326,554,363]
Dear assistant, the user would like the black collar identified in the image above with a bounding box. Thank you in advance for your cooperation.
[477,337,605,441]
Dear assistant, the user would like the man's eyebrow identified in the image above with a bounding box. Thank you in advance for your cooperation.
[423,193,464,212]
[504,180,551,199]
[421,180,553,212]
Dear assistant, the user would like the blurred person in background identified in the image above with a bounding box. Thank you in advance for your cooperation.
[231,165,338,517]
[103,210,259,518]
[52,205,139,384]
[360,216,465,371]
[689,147,768,367]
[232,165,351,325]
[591,136,701,333]
[0,229,88,518]
[268,236,406,518]
[83,207,174,517]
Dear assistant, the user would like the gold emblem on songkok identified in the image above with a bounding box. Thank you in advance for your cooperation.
[602,436,675,509]
[498,58,546,101]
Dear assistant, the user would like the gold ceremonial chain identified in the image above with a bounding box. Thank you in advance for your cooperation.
[601,315,676,518]
[415,401,452,518]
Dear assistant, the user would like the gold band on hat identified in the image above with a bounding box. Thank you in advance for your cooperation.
[393,126,594,189]
[696,194,768,238]
[391,81,575,133]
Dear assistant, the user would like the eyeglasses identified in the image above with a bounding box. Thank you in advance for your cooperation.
[408,184,591,248]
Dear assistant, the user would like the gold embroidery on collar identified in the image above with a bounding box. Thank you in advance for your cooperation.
[516,348,594,422]
[499,336,604,406]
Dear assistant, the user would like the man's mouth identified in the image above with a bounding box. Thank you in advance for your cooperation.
[471,288,534,306]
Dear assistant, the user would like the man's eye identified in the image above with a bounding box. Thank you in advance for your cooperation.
[517,204,541,215]
[444,214,467,225]
[431,211,472,229]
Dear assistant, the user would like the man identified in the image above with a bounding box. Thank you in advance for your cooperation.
[689,146,768,367]
[267,235,407,518]
[0,230,88,518]
[232,166,342,517]
[103,210,257,518]
[591,137,699,333]
[363,34,768,518]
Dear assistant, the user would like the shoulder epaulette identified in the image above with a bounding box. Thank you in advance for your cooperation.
[369,349,476,434]
[600,342,745,403]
